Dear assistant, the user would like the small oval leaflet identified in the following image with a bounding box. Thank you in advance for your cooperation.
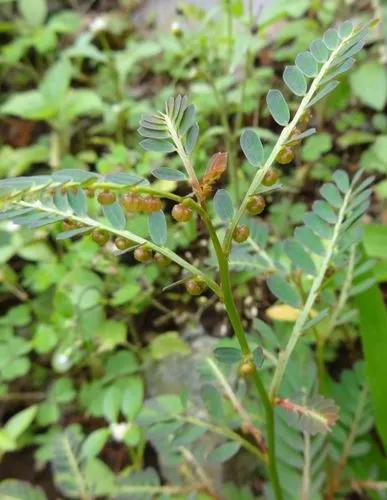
[266,275,301,308]
[266,89,290,126]
[56,226,91,240]
[302,309,329,331]
[140,117,166,131]
[252,346,264,369]
[53,188,69,211]
[303,212,333,239]
[323,28,340,50]
[137,126,169,140]
[213,346,242,364]
[312,200,337,224]
[284,239,316,276]
[174,95,188,127]
[179,104,196,135]
[283,66,307,96]
[294,226,325,257]
[240,129,264,167]
[333,169,350,193]
[103,202,126,230]
[152,168,187,181]
[104,172,149,186]
[140,139,175,154]
[213,189,234,221]
[186,122,199,154]
[208,441,241,464]
[296,51,318,77]
[310,39,329,62]
[338,20,353,39]
[201,384,224,420]
[148,210,167,246]
[67,187,87,216]
[53,169,100,183]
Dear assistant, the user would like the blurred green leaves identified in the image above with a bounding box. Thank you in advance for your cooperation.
[350,62,387,111]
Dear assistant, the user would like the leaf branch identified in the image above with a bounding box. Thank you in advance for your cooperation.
[16,200,222,296]
[270,186,353,399]
[223,34,355,253]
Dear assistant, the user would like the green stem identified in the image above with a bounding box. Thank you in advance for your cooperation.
[200,210,283,499]
[301,431,311,500]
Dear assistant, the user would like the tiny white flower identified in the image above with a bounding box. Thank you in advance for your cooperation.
[110,422,129,442]
[170,21,182,36]
[89,16,107,34]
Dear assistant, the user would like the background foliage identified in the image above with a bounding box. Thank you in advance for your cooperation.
[0,0,386,498]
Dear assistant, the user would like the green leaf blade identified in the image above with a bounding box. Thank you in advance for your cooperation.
[207,442,240,464]
[355,281,387,452]
[310,39,329,63]
[266,89,290,126]
[266,275,301,308]
[284,240,317,276]
[102,202,126,230]
[240,129,264,167]
[295,51,318,77]
[140,139,175,153]
[213,347,242,364]
[151,168,187,181]
[67,187,87,216]
[283,66,308,96]
[213,189,234,221]
[148,210,167,246]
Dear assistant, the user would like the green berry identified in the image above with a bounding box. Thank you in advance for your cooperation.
[121,193,141,212]
[185,277,206,296]
[142,196,162,213]
[262,169,279,187]
[172,203,193,222]
[299,109,312,130]
[97,190,116,205]
[134,245,153,263]
[239,359,256,377]
[62,219,75,232]
[233,225,250,243]
[246,195,266,216]
[276,146,294,165]
[115,236,131,251]
[91,229,109,246]
[154,253,169,267]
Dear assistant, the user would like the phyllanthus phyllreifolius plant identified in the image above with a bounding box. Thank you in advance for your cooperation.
[0,18,376,499]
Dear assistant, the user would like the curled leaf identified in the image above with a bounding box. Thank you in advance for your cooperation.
[200,152,228,200]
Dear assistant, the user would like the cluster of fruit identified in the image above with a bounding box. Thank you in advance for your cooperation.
[94,190,163,214]
[232,168,279,244]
